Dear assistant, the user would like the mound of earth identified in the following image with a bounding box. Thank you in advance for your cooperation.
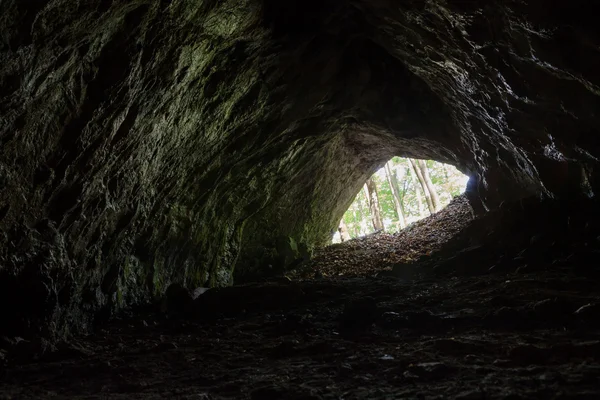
[292,195,473,278]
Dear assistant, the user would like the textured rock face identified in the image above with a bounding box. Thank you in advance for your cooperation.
[0,0,599,339]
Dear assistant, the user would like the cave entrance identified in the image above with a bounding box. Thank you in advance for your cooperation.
[333,157,469,242]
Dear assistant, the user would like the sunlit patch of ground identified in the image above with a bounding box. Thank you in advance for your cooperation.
[299,194,473,279]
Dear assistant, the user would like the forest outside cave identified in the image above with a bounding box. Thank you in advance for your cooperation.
[333,157,469,243]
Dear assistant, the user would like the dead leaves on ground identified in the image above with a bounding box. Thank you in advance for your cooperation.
[292,195,473,278]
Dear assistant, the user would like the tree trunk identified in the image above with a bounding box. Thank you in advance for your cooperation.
[409,158,435,214]
[362,185,371,234]
[384,162,406,229]
[356,189,368,236]
[418,159,441,212]
[365,177,384,231]
[338,219,351,242]
[408,164,426,217]
[442,164,450,181]
[400,167,410,204]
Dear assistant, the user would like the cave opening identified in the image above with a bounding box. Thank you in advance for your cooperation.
[333,157,469,242]
[2,0,600,396]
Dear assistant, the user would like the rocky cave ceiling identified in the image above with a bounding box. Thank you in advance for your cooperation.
[0,0,599,339]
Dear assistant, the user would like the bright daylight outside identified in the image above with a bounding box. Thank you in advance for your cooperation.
[333,157,469,242]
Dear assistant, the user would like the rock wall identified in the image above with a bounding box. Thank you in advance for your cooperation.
[1,0,599,339]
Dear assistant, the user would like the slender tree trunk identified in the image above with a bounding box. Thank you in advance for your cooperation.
[442,164,450,181]
[365,177,384,231]
[418,159,441,212]
[409,158,435,214]
[356,189,368,236]
[399,172,409,216]
[351,207,359,237]
[338,219,351,242]
[408,164,426,217]
[384,162,406,229]
[362,185,371,234]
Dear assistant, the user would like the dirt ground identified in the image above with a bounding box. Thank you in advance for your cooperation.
[292,195,474,278]
[2,198,600,399]
[2,272,599,399]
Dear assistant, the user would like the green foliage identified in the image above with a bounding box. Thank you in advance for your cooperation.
[338,158,468,240]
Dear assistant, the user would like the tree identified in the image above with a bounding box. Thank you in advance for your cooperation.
[364,177,384,231]
[339,157,470,241]
[409,158,435,214]
[418,159,441,212]
[343,188,368,237]
[384,162,407,229]
[338,219,351,242]
[442,163,450,181]
[356,189,369,235]
[408,160,427,217]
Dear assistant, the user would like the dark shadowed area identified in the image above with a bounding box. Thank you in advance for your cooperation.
[1,0,599,398]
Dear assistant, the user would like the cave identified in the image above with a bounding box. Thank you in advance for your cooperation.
[1,0,600,397]
[333,157,469,242]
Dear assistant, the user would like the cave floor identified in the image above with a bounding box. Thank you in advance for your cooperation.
[2,269,600,399]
